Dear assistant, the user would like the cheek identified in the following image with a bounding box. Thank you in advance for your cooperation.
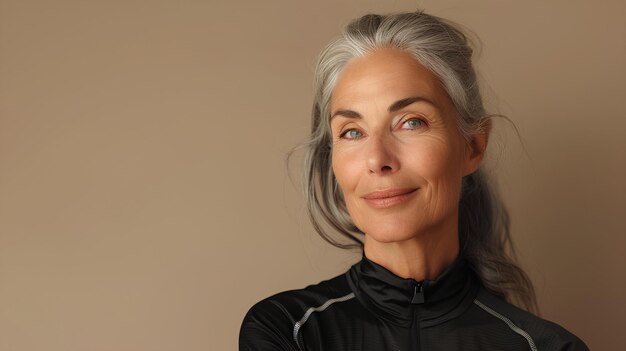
[406,138,466,208]
[331,146,359,191]
[331,146,367,226]
[406,138,463,179]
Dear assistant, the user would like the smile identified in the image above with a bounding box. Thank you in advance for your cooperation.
[362,188,418,209]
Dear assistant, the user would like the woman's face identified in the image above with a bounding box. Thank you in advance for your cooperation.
[330,48,485,243]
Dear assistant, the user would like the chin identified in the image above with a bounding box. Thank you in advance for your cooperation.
[357,219,425,244]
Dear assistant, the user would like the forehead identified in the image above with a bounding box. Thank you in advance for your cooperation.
[330,48,452,113]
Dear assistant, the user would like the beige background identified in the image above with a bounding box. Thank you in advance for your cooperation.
[1,0,624,350]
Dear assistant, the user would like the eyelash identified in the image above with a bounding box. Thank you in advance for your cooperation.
[339,129,364,140]
[338,117,427,140]
[400,118,425,130]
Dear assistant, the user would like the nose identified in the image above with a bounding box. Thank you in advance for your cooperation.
[366,134,400,174]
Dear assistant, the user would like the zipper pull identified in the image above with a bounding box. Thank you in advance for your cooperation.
[411,281,424,304]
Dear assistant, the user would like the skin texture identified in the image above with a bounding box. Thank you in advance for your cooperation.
[330,48,489,281]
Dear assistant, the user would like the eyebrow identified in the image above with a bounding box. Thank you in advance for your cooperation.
[330,96,437,120]
[389,96,436,113]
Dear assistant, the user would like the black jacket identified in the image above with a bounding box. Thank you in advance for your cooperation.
[240,255,588,350]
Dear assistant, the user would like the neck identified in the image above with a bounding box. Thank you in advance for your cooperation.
[363,220,459,281]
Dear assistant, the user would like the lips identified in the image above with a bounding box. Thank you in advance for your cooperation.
[362,188,418,208]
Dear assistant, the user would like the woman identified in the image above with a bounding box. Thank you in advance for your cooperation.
[240,11,588,351]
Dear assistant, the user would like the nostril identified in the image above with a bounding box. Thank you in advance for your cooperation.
[381,165,392,172]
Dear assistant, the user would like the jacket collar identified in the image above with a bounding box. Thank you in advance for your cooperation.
[346,253,478,326]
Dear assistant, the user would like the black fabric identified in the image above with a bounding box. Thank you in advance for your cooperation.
[240,255,588,350]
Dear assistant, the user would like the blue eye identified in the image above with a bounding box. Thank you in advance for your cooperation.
[341,129,363,139]
[401,118,425,130]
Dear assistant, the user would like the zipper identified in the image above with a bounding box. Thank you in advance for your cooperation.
[410,281,424,304]
[411,280,424,350]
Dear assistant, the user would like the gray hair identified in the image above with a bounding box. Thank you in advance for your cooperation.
[300,11,537,313]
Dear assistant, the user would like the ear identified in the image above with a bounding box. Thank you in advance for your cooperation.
[462,120,491,176]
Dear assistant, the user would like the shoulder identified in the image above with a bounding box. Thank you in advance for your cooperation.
[239,271,352,351]
[472,288,589,351]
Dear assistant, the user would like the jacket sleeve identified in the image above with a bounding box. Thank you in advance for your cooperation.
[521,316,590,351]
[239,299,301,351]
[532,318,589,351]
[560,339,589,351]
[552,330,589,351]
